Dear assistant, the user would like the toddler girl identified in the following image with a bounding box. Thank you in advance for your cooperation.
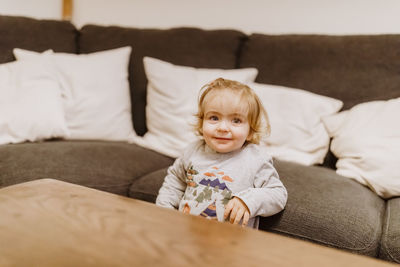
[156,78,287,228]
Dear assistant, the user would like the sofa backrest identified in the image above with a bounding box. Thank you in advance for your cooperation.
[239,34,400,110]
[4,14,400,168]
[0,15,77,64]
[78,25,246,136]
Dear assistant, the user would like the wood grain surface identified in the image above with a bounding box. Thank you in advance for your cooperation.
[0,179,396,267]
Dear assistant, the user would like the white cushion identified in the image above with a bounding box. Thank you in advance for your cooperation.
[0,60,68,144]
[13,47,136,141]
[322,98,400,199]
[130,57,258,157]
[251,82,343,165]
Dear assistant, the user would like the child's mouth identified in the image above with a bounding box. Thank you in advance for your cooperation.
[213,137,231,141]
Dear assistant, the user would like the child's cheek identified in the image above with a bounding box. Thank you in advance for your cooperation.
[202,122,214,136]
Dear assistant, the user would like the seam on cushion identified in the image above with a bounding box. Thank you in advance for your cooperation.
[128,191,157,203]
[93,182,131,188]
[129,167,169,188]
[381,201,400,263]
[129,190,157,197]
[127,168,169,197]
[130,167,169,181]
[269,226,379,254]
[235,35,248,68]
[76,28,81,54]
[82,182,132,196]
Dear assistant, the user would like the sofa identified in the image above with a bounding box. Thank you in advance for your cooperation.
[0,15,399,263]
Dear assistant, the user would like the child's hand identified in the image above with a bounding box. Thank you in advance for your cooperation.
[224,197,250,227]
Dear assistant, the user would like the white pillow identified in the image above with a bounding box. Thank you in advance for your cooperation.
[130,57,258,157]
[251,82,343,165]
[13,47,136,141]
[0,60,69,144]
[322,98,400,199]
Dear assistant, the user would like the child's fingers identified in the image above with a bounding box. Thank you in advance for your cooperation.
[224,197,250,225]
[229,205,239,224]
[233,208,245,225]
[241,211,250,227]
[224,200,234,220]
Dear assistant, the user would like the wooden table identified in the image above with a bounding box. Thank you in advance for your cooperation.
[0,179,396,266]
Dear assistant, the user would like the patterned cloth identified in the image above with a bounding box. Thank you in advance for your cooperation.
[156,140,287,228]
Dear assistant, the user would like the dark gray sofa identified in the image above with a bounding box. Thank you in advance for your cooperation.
[0,15,399,263]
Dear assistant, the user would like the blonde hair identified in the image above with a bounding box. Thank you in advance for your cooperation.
[195,78,270,144]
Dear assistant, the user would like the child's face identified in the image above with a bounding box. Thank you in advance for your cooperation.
[202,89,251,153]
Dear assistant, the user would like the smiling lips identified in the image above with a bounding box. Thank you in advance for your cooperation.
[213,137,232,141]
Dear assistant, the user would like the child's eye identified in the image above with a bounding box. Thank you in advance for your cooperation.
[209,115,219,121]
[232,118,242,124]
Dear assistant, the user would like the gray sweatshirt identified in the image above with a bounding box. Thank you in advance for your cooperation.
[156,140,288,228]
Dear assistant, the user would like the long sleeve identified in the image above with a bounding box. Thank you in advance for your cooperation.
[155,156,187,209]
[156,141,288,228]
[234,154,288,218]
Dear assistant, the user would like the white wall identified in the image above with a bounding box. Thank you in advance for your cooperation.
[1,0,400,35]
[0,0,62,20]
[72,0,400,34]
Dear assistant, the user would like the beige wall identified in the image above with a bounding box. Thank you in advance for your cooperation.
[73,0,400,34]
[0,0,61,19]
[1,0,400,34]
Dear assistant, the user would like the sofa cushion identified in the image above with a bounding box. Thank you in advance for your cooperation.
[239,34,400,110]
[129,159,385,257]
[239,34,400,169]
[0,141,174,196]
[132,56,257,158]
[0,60,68,145]
[379,198,400,263]
[14,47,136,142]
[129,168,168,203]
[78,25,246,136]
[261,160,385,257]
[322,98,400,199]
[0,15,77,64]
[251,82,342,166]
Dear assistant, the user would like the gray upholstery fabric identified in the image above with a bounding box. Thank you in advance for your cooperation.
[238,34,400,170]
[238,34,400,110]
[129,168,168,203]
[129,159,385,257]
[261,160,385,257]
[0,141,173,196]
[0,15,77,64]
[380,198,400,263]
[78,26,246,136]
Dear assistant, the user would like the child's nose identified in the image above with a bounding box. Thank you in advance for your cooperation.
[217,120,229,131]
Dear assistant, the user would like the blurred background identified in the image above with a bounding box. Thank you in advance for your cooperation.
[1,0,399,34]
